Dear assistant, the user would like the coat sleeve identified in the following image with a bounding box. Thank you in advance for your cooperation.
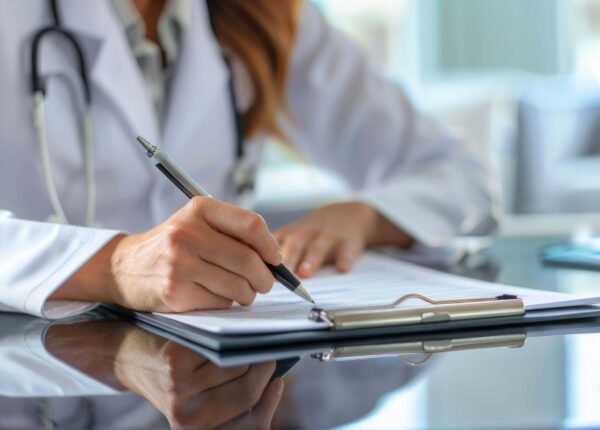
[0,210,121,319]
[282,4,499,246]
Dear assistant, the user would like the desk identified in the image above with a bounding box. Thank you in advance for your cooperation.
[1,236,600,429]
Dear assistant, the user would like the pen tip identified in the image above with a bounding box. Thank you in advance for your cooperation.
[137,135,149,147]
[296,284,316,305]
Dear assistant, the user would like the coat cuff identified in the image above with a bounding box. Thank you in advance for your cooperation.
[355,175,491,247]
[24,229,122,320]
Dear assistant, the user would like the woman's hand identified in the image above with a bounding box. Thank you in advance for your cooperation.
[51,197,283,312]
[275,202,412,278]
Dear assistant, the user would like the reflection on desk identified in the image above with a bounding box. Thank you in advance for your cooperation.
[2,237,600,429]
[0,314,425,429]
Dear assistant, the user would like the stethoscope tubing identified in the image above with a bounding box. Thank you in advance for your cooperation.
[31,0,251,227]
[31,0,95,226]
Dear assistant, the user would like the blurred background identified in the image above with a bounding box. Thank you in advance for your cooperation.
[256,0,600,238]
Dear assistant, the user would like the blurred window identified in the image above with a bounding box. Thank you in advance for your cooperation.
[257,0,600,218]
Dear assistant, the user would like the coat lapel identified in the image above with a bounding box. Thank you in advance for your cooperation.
[163,0,229,149]
[59,0,160,146]
[60,0,227,151]
[50,0,232,209]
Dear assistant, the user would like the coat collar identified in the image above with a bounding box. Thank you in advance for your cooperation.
[57,0,159,145]
[56,0,227,148]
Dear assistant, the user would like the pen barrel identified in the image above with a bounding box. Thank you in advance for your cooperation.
[266,263,300,290]
[136,135,310,304]
[152,151,211,198]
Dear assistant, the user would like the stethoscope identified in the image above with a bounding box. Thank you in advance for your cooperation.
[31,0,252,227]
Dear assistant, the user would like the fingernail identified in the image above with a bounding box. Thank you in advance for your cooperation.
[274,250,283,265]
[339,258,352,272]
[274,378,284,395]
[301,261,312,272]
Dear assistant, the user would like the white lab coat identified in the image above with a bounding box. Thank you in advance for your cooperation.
[0,0,497,319]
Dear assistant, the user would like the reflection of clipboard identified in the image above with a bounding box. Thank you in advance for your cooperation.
[314,333,526,365]
[113,306,600,369]
[309,293,524,330]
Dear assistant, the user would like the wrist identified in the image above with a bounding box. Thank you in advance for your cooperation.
[357,202,413,248]
[50,234,128,303]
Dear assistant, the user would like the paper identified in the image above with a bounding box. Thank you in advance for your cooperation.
[155,252,600,335]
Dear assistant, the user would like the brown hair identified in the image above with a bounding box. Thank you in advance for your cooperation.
[206,0,302,139]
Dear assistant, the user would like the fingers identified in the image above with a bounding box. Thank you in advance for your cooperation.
[189,363,250,393]
[158,343,250,403]
[190,197,282,265]
[174,363,250,402]
[184,361,276,428]
[197,229,275,295]
[200,267,256,307]
[159,341,210,374]
[296,233,340,278]
[334,240,364,273]
[273,224,292,245]
[251,378,284,425]
[160,281,233,313]
[222,378,284,430]
[280,229,319,274]
[278,227,361,278]
[183,257,257,306]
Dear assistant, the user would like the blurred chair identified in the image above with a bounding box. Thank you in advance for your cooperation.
[515,80,600,214]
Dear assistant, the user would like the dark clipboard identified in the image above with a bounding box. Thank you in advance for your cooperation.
[103,304,600,352]
[98,307,600,368]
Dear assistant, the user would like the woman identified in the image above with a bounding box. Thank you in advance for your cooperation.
[0,0,496,319]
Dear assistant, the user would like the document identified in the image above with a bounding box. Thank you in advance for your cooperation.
[155,252,600,335]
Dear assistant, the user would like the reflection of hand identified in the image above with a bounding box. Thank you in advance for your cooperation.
[220,378,283,430]
[275,202,412,278]
[115,330,283,429]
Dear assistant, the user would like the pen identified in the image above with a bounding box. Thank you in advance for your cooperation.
[136,135,316,304]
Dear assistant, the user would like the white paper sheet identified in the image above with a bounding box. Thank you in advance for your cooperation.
[155,252,600,335]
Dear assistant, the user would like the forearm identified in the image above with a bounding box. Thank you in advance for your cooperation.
[364,203,414,249]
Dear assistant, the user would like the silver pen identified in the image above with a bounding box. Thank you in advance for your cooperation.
[136,136,316,304]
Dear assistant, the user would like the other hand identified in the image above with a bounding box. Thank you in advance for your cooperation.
[275,202,412,278]
[52,197,282,312]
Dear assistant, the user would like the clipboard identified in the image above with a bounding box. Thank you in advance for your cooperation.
[108,308,600,368]
[104,294,600,351]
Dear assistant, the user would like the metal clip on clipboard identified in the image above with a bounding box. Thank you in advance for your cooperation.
[308,293,525,330]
